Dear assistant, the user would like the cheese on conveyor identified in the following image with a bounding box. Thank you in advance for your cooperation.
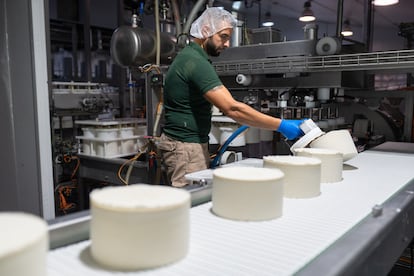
[89,184,191,270]
[0,212,48,276]
[263,155,322,198]
[47,150,414,275]
[212,166,284,221]
[293,147,343,183]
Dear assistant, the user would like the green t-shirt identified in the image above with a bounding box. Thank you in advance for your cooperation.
[163,42,222,143]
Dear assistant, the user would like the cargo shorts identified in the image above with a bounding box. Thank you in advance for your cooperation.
[158,133,210,187]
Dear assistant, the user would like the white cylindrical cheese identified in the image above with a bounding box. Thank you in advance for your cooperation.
[90,184,191,270]
[263,155,321,198]
[212,166,285,221]
[0,212,48,276]
[310,129,358,161]
[294,148,343,183]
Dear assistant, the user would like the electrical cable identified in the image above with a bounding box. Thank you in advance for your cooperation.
[125,159,136,185]
[70,156,80,180]
[139,63,161,74]
[117,152,143,185]
[54,183,77,214]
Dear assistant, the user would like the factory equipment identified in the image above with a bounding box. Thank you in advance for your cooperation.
[48,1,414,216]
[75,118,147,158]
[209,24,414,154]
[51,81,119,116]
[50,81,122,215]
[47,0,187,215]
[110,26,176,67]
[50,82,120,173]
[47,143,414,275]
[4,1,414,274]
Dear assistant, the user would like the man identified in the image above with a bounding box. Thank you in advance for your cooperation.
[158,7,304,187]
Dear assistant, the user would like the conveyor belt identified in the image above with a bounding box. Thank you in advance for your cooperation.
[47,150,414,275]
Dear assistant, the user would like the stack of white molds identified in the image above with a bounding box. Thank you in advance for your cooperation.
[0,212,48,276]
[212,166,285,221]
[90,184,191,270]
[263,155,321,198]
[75,118,147,158]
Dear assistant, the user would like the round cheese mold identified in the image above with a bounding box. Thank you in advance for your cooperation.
[90,184,191,270]
[0,212,48,276]
[293,147,343,183]
[263,155,321,198]
[212,166,285,221]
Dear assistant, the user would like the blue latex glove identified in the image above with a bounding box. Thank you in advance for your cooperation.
[277,119,305,140]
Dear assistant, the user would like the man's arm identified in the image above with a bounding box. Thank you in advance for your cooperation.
[204,85,282,130]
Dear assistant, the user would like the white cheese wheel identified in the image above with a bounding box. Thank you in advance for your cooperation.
[0,212,48,276]
[212,166,285,221]
[294,148,343,183]
[309,129,358,161]
[90,184,191,270]
[263,155,321,198]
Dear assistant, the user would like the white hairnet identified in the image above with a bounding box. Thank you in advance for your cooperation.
[190,7,237,39]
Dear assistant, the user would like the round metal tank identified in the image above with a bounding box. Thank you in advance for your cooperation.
[110,26,176,67]
[304,23,318,40]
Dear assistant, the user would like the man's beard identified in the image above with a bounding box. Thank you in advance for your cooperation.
[204,39,221,57]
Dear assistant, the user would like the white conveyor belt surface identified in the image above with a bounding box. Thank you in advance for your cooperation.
[48,150,414,275]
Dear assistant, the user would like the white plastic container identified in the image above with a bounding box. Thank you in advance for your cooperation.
[82,127,95,138]
[245,127,260,144]
[94,128,119,157]
[95,128,119,139]
[219,126,246,147]
[95,140,118,157]
[120,127,136,154]
[317,87,330,102]
[81,128,96,155]
[208,124,221,145]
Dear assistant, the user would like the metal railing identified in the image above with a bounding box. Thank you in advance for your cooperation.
[213,49,414,75]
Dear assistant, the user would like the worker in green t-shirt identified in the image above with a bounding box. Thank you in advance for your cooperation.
[158,7,304,187]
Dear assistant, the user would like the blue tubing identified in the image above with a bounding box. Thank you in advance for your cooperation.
[210,125,249,169]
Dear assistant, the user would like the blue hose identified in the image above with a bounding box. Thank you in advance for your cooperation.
[210,125,249,169]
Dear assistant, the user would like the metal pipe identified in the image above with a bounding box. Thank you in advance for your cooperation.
[171,0,182,36]
[154,0,161,65]
[363,0,374,52]
[82,0,92,81]
[336,0,344,37]
[182,0,206,36]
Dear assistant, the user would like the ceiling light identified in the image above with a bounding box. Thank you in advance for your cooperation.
[341,20,353,37]
[373,0,398,6]
[299,1,316,22]
[262,11,275,27]
[232,1,242,10]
